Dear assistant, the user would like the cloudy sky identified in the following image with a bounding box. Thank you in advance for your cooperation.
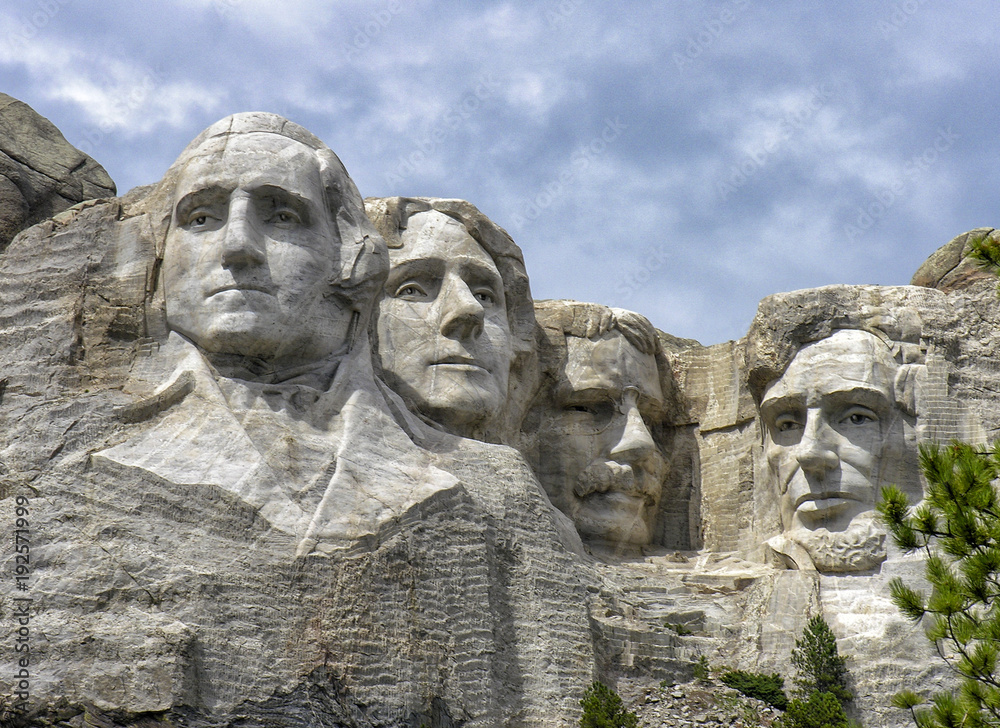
[2,1,996,345]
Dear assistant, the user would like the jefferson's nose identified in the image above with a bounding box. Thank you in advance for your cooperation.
[438,277,485,340]
[221,195,265,268]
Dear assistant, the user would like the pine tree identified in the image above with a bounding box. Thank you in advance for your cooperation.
[878,441,1000,727]
[790,615,852,703]
[579,681,639,728]
[875,231,1000,727]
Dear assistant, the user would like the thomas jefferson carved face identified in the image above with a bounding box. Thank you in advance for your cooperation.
[162,133,354,371]
[376,210,514,438]
[531,331,667,546]
[759,330,904,570]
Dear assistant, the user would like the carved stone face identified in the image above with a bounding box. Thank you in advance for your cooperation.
[162,133,353,369]
[532,332,667,545]
[376,210,513,436]
[760,330,901,550]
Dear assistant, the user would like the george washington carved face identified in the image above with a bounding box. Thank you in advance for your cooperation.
[162,132,354,372]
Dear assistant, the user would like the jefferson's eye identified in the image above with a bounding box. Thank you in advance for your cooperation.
[566,404,596,415]
[474,289,496,305]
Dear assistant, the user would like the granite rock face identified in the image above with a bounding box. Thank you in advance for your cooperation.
[0,94,115,252]
[0,103,996,727]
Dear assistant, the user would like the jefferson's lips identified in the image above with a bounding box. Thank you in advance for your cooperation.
[431,356,485,370]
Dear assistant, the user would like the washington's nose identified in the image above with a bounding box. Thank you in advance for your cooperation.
[794,412,839,476]
[439,278,485,340]
[609,397,656,462]
[221,195,265,268]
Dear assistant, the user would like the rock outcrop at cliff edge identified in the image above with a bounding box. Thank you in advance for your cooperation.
[0,93,115,252]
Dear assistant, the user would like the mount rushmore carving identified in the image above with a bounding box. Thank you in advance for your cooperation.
[1,107,998,727]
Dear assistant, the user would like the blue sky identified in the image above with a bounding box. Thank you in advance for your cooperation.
[2,0,997,345]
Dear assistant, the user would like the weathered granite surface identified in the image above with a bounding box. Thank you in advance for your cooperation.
[0,94,115,252]
[1,101,997,727]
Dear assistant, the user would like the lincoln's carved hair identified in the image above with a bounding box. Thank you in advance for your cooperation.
[745,293,927,416]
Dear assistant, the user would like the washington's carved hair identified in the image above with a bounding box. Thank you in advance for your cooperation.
[142,112,388,310]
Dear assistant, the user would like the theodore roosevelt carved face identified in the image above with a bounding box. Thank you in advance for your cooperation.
[526,304,669,547]
[759,329,908,572]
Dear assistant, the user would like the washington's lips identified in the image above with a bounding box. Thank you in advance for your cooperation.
[207,283,273,296]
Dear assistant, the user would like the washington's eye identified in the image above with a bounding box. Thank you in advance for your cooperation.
[566,404,596,415]
[395,283,427,299]
[268,209,301,226]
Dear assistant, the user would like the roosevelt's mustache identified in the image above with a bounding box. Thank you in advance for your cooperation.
[573,458,666,502]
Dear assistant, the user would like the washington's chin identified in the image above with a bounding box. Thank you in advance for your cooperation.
[573,492,654,545]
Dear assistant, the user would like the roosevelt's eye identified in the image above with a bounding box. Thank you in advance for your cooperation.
[774,414,802,432]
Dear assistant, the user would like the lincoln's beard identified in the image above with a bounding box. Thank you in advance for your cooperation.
[787,511,887,573]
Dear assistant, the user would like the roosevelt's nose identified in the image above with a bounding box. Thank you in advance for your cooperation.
[221,195,266,268]
[794,411,839,476]
[438,276,485,340]
[609,390,657,462]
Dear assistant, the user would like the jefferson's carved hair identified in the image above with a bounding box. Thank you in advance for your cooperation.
[364,196,538,442]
